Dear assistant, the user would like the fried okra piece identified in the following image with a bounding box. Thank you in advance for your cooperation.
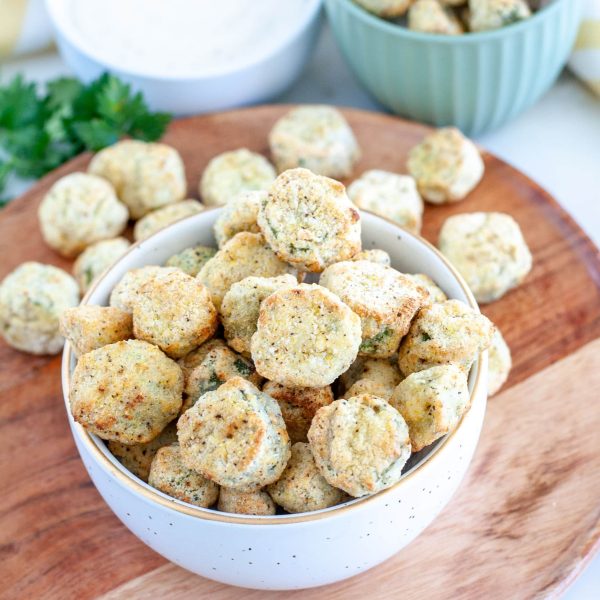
[177,377,290,491]
[70,339,183,443]
[73,237,131,293]
[488,327,512,396]
[438,212,532,303]
[0,262,79,355]
[408,0,464,35]
[200,148,276,207]
[339,355,403,401]
[165,245,217,276]
[149,443,219,507]
[308,394,411,497]
[220,274,298,356]
[38,172,128,258]
[352,0,412,18]
[347,170,424,234]
[469,0,531,32]
[133,199,204,241]
[109,266,180,313]
[269,105,360,178]
[267,442,346,513]
[60,305,132,356]
[258,168,361,273]
[217,488,276,516]
[132,269,218,359]
[89,140,186,218]
[398,299,495,376]
[320,260,426,358]
[407,127,484,204]
[108,422,178,482]
[262,381,334,443]
[197,232,299,311]
[182,344,262,412]
[251,284,362,387]
[390,365,470,451]
[213,190,263,248]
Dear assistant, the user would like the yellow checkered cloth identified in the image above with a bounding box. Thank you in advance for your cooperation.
[570,0,600,96]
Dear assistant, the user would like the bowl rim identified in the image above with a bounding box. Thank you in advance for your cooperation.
[327,0,566,44]
[45,0,323,81]
[62,208,485,525]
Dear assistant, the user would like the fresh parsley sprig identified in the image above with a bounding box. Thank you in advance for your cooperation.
[0,73,172,200]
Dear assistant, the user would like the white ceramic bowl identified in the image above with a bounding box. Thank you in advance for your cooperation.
[62,210,487,590]
[45,0,323,115]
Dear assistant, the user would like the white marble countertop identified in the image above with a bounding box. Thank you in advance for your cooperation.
[2,23,599,598]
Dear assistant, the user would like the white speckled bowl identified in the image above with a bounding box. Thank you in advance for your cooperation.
[61,209,487,590]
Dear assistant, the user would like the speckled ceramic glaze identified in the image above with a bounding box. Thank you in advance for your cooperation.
[62,210,488,590]
[325,0,582,135]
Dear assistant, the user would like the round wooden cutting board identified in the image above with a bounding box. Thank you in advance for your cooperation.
[1,106,599,600]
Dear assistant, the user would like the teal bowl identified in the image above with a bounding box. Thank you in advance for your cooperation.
[325,0,582,135]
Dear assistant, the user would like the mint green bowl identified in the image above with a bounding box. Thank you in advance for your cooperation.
[325,0,582,135]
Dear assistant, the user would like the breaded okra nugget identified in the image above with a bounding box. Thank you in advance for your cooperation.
[320,260,426,357]
[0,262,79,355]
[108,422,178,482]
[350,248,391,266]
[213,190,263,248]
[347,170,424,234]
[398,299,495,376]
[183,344,262,412]
[60,305,132,356]
[390,365,470,451]
[133,269,218,359]
[407,127,484,204]
[404,273,448,305]
[308,394,411,497]
[89,140,186,218]
[251,284,362,387]
[218,488,276,516]
[469,0,531,32]
[408,0,464,34]
[177,377,290,491]
[38,172,128,257]
[178,338,228,381]
[438,212,532,303]
[220,274,298,356]
[73,237,131,293]
[267,442,346,513]
[109,266,180,313]
[262,381,334,443]
[269,105,360,178]
[165,245,217,276]
[70,339,183,443]
[339,356,402,401]
[488,327,512,396]
[149,443,219,507]
[258,168,361,273]
[200,148,276,207]
[197,232,299,311]
[352,0,412,18]
[133,199,204,241]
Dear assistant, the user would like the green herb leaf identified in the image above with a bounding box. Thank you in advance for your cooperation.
[0,72,172,197]
[71,119,121,151]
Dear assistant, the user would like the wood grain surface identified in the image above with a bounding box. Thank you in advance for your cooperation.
[1,106,599,599]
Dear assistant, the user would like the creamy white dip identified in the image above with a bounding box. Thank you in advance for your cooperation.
[68,0,311,77]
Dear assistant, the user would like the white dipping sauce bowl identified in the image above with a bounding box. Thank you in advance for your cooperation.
[62,209,487,590]
[45,0,323,115]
